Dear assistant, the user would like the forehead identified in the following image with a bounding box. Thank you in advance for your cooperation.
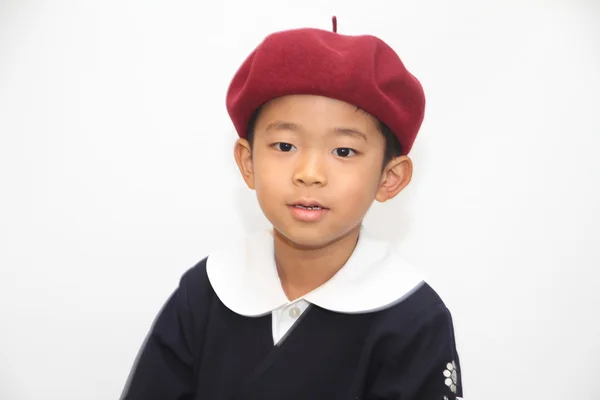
[254,95,381,138]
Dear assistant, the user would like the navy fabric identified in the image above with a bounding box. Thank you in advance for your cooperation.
[122,258,463,400]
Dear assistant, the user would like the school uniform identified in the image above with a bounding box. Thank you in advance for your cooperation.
[121,230,463,399]
[122,16,462,400]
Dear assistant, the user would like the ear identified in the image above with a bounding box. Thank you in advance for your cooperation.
[233,138,255,190]
[375,156,413,202]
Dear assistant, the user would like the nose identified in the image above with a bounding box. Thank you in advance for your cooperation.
[292,150,327,187]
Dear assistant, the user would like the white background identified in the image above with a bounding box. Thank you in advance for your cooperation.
[1,0,599,399]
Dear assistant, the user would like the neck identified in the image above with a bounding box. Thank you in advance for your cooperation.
[273,226,361,301]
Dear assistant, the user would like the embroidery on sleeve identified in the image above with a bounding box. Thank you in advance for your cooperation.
[443,361,459,394]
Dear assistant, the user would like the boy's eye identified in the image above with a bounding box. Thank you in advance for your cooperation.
[273,142,296,152]
[333,148,357,157]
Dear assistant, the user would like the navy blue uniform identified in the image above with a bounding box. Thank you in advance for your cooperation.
[121,258,463,400]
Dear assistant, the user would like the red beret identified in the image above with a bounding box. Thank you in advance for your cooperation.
[226,24,425,155]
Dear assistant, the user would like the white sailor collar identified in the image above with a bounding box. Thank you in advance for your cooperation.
[206,229,425,317]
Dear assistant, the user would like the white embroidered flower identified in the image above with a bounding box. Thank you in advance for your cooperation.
[443,361,459,394]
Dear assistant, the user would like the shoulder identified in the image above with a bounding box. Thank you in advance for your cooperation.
[121,259,213,399]
[175,257,216,317]
[179,257,209,289]
[371,282,457,348]
[364,283,463,399]
[379,282,450,323]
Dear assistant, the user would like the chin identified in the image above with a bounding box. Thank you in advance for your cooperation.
[272,223,361,251]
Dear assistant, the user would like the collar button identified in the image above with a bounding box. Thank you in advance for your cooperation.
[289,306,301,319]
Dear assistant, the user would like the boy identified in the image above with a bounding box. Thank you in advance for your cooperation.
[121,18,463,400]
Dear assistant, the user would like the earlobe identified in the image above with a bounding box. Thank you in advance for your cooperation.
[375,156,413,202]
[233,138,255,190]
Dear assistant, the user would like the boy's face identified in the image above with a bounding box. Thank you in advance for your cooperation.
[234,94,412,248]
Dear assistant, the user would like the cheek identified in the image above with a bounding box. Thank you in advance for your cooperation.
[335,168,381,206]
[252,156,286,193]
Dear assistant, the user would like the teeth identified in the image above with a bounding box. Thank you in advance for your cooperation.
[295,205,321,210]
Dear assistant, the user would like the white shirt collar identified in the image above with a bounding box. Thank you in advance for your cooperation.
[206,228,424,317]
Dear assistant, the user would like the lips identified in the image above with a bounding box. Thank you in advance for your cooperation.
[290,200,328,210]
[288,200,329,222]
[293,204,325,210]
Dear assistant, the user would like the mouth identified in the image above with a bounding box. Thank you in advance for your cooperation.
[289,201,328,210]
[287,200,330,222]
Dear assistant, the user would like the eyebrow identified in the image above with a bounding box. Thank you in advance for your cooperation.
[332,127,368,142]
[264,121,368,142]
[265,121,301,132]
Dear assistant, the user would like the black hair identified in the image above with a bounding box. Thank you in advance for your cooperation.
[245,107,403,169]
